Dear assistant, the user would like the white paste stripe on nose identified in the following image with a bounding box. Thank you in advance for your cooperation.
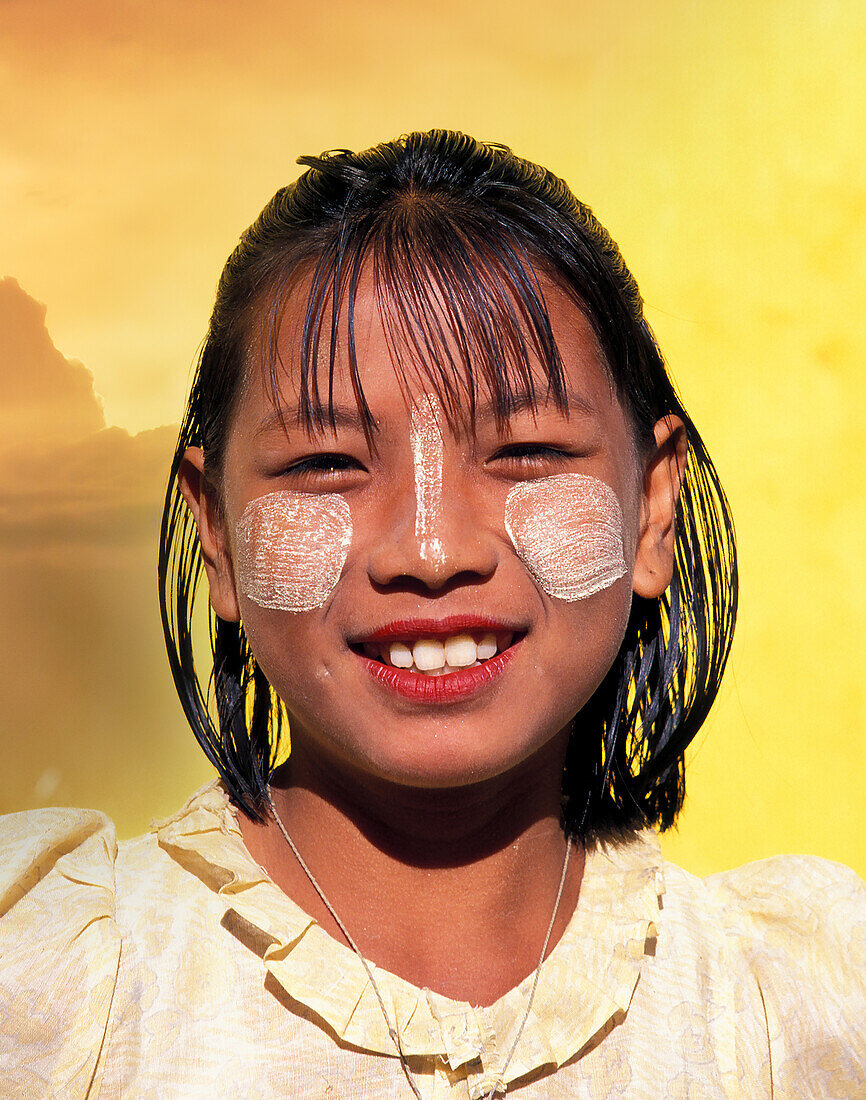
[409,401,445,567]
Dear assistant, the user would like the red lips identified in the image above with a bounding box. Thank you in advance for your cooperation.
[359,615,521,644]
[357,639,519,703]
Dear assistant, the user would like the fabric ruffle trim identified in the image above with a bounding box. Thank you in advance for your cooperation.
[155,781,662,1084]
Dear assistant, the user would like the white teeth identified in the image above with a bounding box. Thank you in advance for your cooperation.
[412,639,446,671]
[444,634,477,667]
[369,631,515,672]
[388,641,414,668]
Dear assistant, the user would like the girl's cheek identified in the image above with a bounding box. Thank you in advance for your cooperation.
[234,491,352,612]
[234,474,626,613]
[504,474,627,601]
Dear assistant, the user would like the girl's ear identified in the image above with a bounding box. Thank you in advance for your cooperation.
[632,416,687,599]
[177,447,242,622]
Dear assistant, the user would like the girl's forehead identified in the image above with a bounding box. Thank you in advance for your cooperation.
[247,263,615,432]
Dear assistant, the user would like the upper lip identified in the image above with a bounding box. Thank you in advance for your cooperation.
[351,615,525,644]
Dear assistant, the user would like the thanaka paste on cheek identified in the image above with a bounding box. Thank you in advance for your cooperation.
[504,473,627,600]
[409,401,446,567]
[234,491,352,612]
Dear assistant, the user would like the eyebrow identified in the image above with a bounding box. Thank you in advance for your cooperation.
[253,404,374,439]
[252,386,596,441]
[472,386,597,423]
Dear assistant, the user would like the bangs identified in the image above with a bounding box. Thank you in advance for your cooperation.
[265,195,574,438]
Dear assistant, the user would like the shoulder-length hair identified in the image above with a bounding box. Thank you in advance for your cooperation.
[158,130,737,839]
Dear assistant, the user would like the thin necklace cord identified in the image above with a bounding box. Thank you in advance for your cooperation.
[265,789,572,1100]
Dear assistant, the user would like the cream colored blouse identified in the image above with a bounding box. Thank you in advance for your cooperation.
[1,780,865,1098]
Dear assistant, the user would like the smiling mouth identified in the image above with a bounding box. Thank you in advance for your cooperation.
[352,629,517,676]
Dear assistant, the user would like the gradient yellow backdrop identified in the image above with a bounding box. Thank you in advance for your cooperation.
[1,0,864,878]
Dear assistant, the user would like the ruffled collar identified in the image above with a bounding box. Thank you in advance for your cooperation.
[155,781,662,1092]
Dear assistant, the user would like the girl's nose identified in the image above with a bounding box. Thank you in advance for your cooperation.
[365,480,499,590]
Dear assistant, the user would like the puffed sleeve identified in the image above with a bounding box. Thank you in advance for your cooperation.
[0,806,121,1100]
[708,854,866,1097]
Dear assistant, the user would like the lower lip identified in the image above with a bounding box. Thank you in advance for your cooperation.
[361,646,516,703]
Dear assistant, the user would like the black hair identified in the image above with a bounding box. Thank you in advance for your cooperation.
[158,129,737,838]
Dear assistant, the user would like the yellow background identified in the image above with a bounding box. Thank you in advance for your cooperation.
[1,0,864,878]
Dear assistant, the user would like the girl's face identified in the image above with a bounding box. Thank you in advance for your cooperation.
[182,272,683,794]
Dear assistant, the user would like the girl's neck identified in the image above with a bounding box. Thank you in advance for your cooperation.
[238,739,585,1005]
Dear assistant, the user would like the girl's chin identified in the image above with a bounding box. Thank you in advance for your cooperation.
[286,715,565,795]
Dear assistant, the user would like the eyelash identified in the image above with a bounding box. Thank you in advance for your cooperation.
[493,444,573,465]
[284,453,363,477]
[281,444,572,481]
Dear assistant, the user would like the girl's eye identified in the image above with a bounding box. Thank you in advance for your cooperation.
[492,444,572,466]
[284,453,364,477]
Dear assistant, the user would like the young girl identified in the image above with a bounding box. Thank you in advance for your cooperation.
[3,130,865,1098]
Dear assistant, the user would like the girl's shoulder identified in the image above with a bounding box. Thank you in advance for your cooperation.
[662,847,866,1080]
[0,795,212,1098]
[661,845,866,983]
[704,847,866,932]
[0,803,123,1098]
[705,851,866,1008]
[656,843,866,930]
[697,850,866,974]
